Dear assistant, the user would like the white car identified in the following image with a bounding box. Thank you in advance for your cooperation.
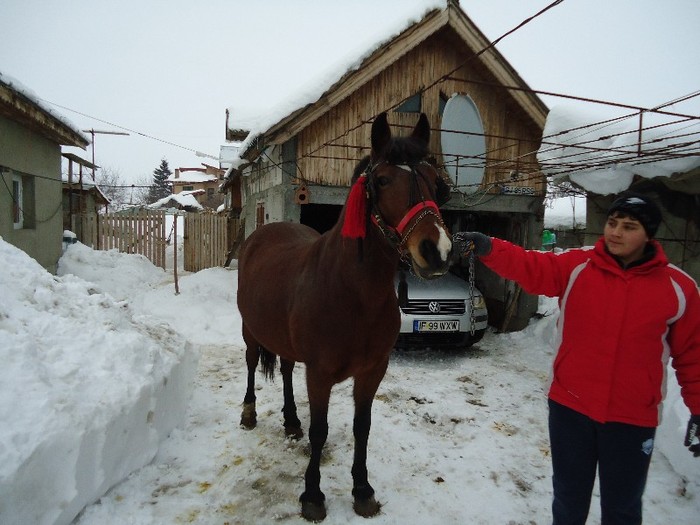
[394,269,488,350]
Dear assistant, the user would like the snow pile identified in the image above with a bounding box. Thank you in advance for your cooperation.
[0,239,197,525]
[538,104,700,195]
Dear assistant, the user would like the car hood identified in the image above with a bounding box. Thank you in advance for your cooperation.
[394,270,480,300]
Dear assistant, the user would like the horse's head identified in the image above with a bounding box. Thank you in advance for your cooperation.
[343,112,453,279]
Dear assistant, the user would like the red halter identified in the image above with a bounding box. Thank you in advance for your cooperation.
[394,201,440,236]
[341,162,444,246]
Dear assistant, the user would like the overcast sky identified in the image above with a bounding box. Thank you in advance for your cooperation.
[2,0,698,184]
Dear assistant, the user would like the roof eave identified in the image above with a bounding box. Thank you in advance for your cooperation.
[0,83,89,148]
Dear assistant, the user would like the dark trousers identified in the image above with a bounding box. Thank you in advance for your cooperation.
[548,400,656,525]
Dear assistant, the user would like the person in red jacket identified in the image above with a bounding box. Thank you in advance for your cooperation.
[453,192,700,525]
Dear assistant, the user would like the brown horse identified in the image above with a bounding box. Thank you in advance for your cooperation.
[237,112,453,521]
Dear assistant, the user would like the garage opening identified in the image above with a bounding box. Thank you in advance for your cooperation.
[300,203,342,234]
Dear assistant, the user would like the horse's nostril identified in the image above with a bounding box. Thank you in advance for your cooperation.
[419,238,446,269]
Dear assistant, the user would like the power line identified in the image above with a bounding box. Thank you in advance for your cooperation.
[39,98,220,159]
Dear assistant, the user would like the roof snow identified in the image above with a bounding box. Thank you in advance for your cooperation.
[537,105,700,195]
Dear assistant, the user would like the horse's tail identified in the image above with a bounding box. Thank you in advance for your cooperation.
[259,346,277,382]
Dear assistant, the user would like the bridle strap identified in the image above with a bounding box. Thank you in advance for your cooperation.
[395,201,440,236]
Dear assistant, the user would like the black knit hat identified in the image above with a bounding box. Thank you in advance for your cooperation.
[607,191,662,237]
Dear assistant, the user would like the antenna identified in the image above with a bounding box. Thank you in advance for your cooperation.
[82,129,130,179]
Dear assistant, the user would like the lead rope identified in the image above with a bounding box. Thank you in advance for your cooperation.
[468,250,476,336]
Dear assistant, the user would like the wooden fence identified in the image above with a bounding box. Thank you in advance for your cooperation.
[183,212,233,272]
[79,210,167,268]
[76,210,240,272]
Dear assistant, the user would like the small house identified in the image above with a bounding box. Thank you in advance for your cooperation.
[61,153,109,235]
[0,72,88,272]
[169,164,225,210]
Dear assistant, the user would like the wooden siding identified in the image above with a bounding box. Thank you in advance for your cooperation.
[290,29,544,195]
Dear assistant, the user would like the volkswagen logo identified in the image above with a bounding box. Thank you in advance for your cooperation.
[428,301,441,313]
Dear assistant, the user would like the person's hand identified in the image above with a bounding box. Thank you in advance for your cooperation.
[452,232,492,257]
[685,415,700,457]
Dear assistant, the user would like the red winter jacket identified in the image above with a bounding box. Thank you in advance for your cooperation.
[480,237,700,427]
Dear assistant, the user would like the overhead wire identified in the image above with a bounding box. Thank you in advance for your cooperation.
[29,0,698,202]
[283,0,699,201]
[39,98,219,158]
[296,0,567,162]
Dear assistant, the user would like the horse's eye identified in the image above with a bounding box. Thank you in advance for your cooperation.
[376,176,390,187]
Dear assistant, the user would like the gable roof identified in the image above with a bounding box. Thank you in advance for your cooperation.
[235,1,547,162]
[0,72,88,149]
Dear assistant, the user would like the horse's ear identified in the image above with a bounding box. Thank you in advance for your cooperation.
[371,112,391,156]
[412,113,430,146]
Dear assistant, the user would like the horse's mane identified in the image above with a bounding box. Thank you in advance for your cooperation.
[351,135,430,183]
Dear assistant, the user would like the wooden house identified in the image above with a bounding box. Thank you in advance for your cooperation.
[0,73,88,272]
[224,0,549,330]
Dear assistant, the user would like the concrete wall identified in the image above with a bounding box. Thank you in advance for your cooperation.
[0,116,64,273]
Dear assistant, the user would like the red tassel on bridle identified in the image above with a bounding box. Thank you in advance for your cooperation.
[341,174,368,238]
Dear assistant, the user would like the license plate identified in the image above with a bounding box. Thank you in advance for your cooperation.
[414,320,460,332]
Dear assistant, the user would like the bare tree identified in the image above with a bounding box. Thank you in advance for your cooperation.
[95,167,153,210]
[96,167,128,210]
[129,175,152,206]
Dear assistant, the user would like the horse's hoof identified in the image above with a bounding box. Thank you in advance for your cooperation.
[285,426,304,440]
[353,496,381,518]
[301,500,326,522]
[240,403,257,429]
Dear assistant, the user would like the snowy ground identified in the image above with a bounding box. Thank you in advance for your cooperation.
[1,237,697,524]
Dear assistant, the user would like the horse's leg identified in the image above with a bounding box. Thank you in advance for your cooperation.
[351,358,389,518]
[299,370,332,522]
[240,324,258,429]
[280,357,303,439]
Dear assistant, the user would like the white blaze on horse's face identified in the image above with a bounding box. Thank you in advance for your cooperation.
[435,223,452,262]
[389,163,451,279]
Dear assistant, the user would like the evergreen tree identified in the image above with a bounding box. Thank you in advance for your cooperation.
[147,158,172,203]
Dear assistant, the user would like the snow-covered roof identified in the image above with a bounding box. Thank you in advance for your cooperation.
[0,70,89,147]
[168,171,218,184]
[149,192,203,211]
[537,105,700,195]
[224,0,445,169]
[61,173,110,204]
[224,0,547,176]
